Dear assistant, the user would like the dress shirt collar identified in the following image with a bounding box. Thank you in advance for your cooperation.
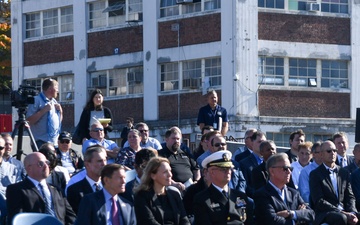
[211,183,228,193]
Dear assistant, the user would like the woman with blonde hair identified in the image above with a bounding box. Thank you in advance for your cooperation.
[134,157,190,225]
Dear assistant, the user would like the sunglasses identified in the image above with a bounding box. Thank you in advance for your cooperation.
[214,143,227,147]
[272,166,293,172]
[139,130,149,133]
[0,146,4,151]
[326,149,337,154]
[60,140,70,144]
[91,128,104,132]
[35,160,50,168]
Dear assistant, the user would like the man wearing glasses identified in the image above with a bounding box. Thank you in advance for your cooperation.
[6,152,76,225]
[123,122,162,150]
[309,140,358,225]
[82,120,120,164]
[193,150,250,225]
[56,131,83,176]
[254,153,314,225]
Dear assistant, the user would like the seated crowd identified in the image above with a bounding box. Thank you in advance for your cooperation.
[2,125,360,225]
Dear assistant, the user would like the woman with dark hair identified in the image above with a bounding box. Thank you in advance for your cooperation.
[76,89,113,143]
[134,157,190,225]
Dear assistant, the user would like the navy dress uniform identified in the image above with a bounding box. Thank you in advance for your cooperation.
[193,150,253,225]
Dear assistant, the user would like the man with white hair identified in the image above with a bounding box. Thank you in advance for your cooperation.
[82,119,120,164]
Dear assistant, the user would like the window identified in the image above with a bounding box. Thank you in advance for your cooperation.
[109,69,127,96]
[259,56,349,89]
[321,60,348,88]
[288,0,311,10]
[183,60,202,89]
[204,0,221,10]
[160,0,179,17]
[321,0,348,13]
[161,63,179,91]
[160,57,221,92]
[289,58,316,86]
[160,0,220,18]
[182,0,201,15]
[88,67,143,97]
[258,0,285,9]
[43,9,58,36]
[26,13,41,38]
[260,0,348,13]
[128,67,143,94]
[60,75,74,102]
[205,57,221,87]
[89,1,106,29]
[24,79,42,93]
[89,0,143,29]
[258,57,284,86]
[61,7,73,33]
[25,7,73,38]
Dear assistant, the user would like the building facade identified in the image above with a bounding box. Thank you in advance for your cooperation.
[11,0,360,149]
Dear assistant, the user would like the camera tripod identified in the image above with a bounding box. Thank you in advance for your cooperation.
[11,107,38,161]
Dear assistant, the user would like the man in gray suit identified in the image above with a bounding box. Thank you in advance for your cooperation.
[75,164,136,225]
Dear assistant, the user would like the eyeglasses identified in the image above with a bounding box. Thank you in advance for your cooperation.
[60,140,70,144]
[272,166,293,172]
[91,128,104,132]
[214,143,227,147]
[326,149,337,154]
[211,167,232,173]
[139,130,149,133]
[0,146,4,151]
[34,160,50,168]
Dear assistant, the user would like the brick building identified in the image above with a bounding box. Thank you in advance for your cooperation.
[11,0,360,149]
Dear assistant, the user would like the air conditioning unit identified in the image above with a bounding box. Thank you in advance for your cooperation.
[127,12,143,22]
[176,0,193,4]
[127,72,143,83]
[306,3,320,12]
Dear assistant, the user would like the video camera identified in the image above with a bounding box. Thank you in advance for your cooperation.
[11,85,38,108]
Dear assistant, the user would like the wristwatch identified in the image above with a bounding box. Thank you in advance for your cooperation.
[287,210,294,219]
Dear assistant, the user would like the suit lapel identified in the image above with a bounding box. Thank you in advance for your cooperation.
[209,185,228,206]
[118,197,128,225]
[265,183,288,210]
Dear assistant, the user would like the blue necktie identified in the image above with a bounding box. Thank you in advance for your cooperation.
[38,183,56,217]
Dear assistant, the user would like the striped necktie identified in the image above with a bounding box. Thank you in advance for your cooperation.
[38,183,56,217]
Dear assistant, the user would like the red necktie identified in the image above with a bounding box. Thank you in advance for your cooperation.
[111,196,120,225]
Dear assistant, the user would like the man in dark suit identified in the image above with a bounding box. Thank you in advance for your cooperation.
[285,129,305,163]
[333,132,355,168]
[6,152,76,225]
[239,131,266,197]
[193,150,252,225]
[234,128,257,162]
[254,153,314,225]
[309,140,358,225]
[66,145,107,214]
[122,148,157,203]
[252,140,276,190]
[75,164,136,225]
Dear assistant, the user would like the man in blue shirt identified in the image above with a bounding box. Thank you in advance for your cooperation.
[197,90,228,136]
[27,78,62,149]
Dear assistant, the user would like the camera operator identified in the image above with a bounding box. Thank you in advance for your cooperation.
[26,78,63,150]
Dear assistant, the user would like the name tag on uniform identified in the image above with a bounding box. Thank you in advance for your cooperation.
[210,203,220,208]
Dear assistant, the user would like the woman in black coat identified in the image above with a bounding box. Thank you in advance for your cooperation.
[134,157,190,225]
[76,89,113,143]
